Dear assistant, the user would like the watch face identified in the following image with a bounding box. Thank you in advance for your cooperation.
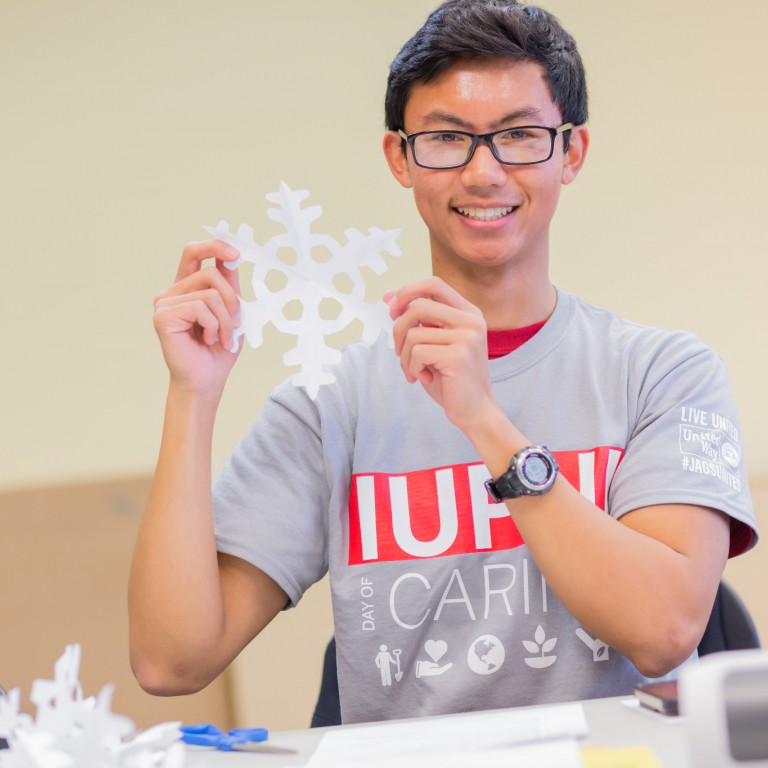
[521,454,551,488]
[485,446,558,502]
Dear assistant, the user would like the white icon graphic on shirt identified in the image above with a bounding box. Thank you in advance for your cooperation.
[375,645,403,686]
[415,639,454,678]
[575,628,610,661]
[721,442,741,469]
[523,625,557,669]
[467,634,505,675]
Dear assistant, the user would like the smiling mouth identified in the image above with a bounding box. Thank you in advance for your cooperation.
[455,206,516,221]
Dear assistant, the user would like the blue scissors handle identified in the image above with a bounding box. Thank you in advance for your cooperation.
[180,723,269,750]
[229,727,269,742]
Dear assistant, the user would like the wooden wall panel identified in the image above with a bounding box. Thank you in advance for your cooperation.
[0,477,233,731]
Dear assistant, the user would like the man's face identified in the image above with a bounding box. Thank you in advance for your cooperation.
[384,58,587,279]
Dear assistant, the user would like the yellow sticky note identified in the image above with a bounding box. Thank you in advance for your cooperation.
[581,745,663,768]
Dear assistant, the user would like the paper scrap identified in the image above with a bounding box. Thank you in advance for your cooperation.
[206,182,401,399]
[0,645,184,767]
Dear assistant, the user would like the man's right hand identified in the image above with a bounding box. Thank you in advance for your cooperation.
[153,239,242,395]
[130,237,291,696]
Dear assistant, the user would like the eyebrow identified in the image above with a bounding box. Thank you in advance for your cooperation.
[420,107,546,131]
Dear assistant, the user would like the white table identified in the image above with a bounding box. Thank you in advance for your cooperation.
[185,696,691,766]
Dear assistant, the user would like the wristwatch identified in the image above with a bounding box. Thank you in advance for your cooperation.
[484,446,559,502]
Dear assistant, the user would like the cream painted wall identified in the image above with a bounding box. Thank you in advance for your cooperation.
[2,0,766,489]
[2,0,766,731]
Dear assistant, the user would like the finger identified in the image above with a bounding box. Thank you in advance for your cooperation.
[393,298,483,356]
[386,277,477,319]
[154,296,224,347]
[407,343,442,387]
[157,266,241,322]
[175,240,240,282]
[155,288,239,350]
[398,326,450,383]
[392,300,453,355]
[400,325,478,379]
[156,294,238,351]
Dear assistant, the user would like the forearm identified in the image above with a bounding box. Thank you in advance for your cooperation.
[466,403,729,677]
[510,487,722,675]
[128,384,230,693]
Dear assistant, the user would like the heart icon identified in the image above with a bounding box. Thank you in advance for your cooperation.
[424,639,447,663]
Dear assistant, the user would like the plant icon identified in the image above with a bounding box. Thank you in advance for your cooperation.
[523,624,557,669]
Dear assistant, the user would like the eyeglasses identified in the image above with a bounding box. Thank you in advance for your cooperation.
[397,123,573,169]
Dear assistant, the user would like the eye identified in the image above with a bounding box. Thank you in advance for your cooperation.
[425,131,469,144]
[500,128,535,141]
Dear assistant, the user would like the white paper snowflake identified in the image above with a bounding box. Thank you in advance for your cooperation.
[0,645,184,768]
[205,182,401,399]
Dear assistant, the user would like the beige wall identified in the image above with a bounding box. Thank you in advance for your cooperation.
[1,0,766,731]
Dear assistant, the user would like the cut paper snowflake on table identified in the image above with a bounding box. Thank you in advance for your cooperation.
[205,182,401,399]
[0,645,184,768]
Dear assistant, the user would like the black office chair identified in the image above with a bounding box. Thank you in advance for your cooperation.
[309,580,760,727]
[696,579,760,656]
[311,637,341,727]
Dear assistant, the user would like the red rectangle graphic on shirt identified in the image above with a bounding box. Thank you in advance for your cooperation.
[347,446,623,564]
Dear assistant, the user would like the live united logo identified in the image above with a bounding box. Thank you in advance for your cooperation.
[348,447,623,565]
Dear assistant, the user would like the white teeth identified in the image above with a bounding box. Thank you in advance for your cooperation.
[456,206,515,221]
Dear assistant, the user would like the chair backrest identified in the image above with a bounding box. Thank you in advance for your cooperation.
[697,580,761,656]
[310,637,341,727]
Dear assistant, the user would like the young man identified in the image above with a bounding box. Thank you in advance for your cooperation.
[130,0,756,724]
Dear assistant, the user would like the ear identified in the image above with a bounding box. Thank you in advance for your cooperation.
[561,124,589,185]
[383,131,413,189]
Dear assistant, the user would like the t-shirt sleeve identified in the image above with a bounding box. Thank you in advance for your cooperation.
[607,331,757,555]
[212,386,330,607]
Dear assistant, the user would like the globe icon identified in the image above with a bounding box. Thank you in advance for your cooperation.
[467,634,505,675]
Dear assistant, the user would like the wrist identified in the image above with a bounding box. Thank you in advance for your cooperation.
[165,380,222,431]
[167,371,227,404]
[461,400,530,478]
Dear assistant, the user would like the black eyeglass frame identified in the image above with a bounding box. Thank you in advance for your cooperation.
[397,123,574,169]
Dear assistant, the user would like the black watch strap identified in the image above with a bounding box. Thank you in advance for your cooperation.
[484,446,559,503]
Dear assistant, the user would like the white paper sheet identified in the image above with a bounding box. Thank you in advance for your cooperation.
[305,703,587,768]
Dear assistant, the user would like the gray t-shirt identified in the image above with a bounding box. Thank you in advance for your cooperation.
[213,288,756,723]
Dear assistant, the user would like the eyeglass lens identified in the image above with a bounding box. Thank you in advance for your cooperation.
[413,127,554,168]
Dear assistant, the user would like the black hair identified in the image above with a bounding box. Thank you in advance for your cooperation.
[385,0,588,137]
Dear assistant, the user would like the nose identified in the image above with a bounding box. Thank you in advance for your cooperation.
[461,140,507,187]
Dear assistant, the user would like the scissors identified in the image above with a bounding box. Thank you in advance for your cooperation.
[180,723,269,751]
